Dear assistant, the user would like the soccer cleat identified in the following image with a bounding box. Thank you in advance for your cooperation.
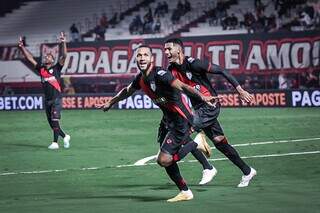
[48,142,59,150]
[237,167,257,187]
[194,132,212,158]
[199,167,218,185]
[63,134,71,148]
[167,190,194,202]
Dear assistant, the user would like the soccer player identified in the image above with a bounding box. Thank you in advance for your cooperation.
[97,45,217,202]
[164,38,257,187]
[157,118,217,185]
[18,32,70,150]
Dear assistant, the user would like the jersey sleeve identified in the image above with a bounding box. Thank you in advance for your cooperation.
[131,73,142,90]
[156,69,175,86]
[54,63,63,72]
[210,64,240,88]
[34,63,42,73]
[189,58,211,74]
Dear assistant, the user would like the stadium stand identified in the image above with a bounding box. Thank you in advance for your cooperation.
[0,0,319,94]
[0,0,145,56]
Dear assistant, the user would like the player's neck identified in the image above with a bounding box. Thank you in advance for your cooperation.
[176,53,185,65]
[142,63,154,77]
[45,63,53,69]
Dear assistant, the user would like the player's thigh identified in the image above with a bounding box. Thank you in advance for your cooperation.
[44,102,52,123]
[157,119,169,145]
[160,131,183,156]
[194,105,220,129]
[203,119,225,144]
[51,98,62,121]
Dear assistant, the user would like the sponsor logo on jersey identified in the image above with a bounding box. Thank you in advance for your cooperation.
[153,97,167,104]
[166,138,173,144]
[187,57,195,63]
[186,71,192,80]
[150,81,156,91]
[157,70,166,76]
[43,76,56,82]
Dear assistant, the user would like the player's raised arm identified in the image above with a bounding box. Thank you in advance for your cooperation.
[171,79,220,107]
[58,32,67,66]
[207,63,253,103]
[96,83,137,112]
[18,36,38,67]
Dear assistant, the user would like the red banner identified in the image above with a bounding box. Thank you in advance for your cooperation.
[40,31,320,77]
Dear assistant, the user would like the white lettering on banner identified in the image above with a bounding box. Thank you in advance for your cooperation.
[79,51,95,73]
[143,95,152,108]
[225,45,240,69]
[57,37,319,75]
[0,96,43,110]
[246,45,266,70]
[267,43,291,69]
[291,90,320,107]
[62,52,79,74]
[184,46,192,57]
[127,50,138,74]
[94,51,111,73]
[207,44,240,69]
[152,48,163,67]
[196,46,202,59]
[208,45,224,66]
[291,42,311,68]
[134,95,143,108]
[112,50,128,73]
[117,94,159,109]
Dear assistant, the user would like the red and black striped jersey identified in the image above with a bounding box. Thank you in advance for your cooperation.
[168,56,240,108]
[35,63,63,101]
[132,66,193,122]
[168,56,217,108]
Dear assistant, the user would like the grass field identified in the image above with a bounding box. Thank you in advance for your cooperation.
[0,108,320,213]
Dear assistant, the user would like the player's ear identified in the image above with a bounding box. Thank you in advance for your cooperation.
[151,55,154,63]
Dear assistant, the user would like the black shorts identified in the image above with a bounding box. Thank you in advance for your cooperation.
[159,114,193,155]
[193,103,224,140]
[45,98,62,121]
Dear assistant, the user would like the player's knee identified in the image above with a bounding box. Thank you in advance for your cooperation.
[213,135,226,144]
[157,153,172,167]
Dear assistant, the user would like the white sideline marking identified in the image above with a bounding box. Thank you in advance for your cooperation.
[1,150,320,176]
[134,155,158,166]
[133,137,320,165]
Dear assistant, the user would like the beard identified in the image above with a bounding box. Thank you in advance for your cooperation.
[137,62,152,72]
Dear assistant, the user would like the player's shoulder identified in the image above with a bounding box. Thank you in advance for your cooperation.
[186,56,207,70]
[186,56,196,64]
[155,66,169,76]
[54,62,63,69]
[186,56,203,65]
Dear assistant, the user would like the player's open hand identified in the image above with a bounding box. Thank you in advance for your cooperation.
[59,32,66,43]
[18,36,24,48]
[239,90,253,103]
[95,102,112,112]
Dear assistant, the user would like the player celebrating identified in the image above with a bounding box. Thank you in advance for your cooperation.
[18,32,70,150]
[97,45,218,202]
[164,38,257,187]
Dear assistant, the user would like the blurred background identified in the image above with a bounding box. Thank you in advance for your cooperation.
[0,0,319,109]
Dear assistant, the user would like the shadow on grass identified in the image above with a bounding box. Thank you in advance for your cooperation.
[8,143,45,148]
[59,194,168,202]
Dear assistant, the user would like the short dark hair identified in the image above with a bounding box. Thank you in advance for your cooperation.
[136,44,152,53]
[165,38,184,48]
